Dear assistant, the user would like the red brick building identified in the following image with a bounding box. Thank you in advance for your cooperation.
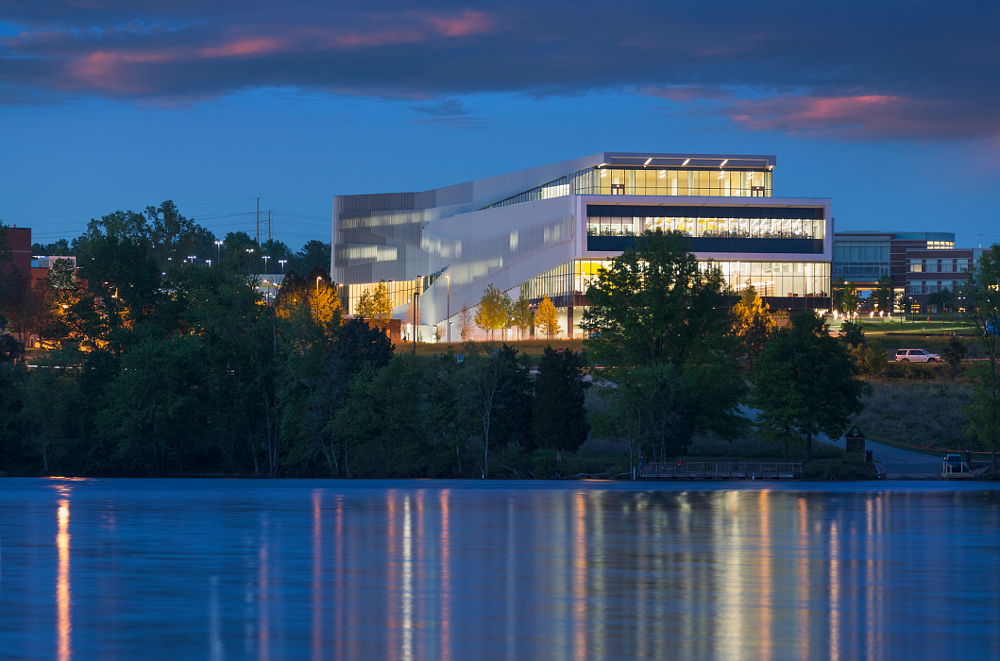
[1,226,31,276]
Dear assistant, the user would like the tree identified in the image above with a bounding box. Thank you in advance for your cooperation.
[98,335,209,476]
[535,296,561,339]
[751,311,867,464]
[832,277,859,315]
[356,282,392,325]
[511,293,532,340]
[898,294,911,317]
[306,267,342,327]
[532,347,590,461]
[289,240,332,276]
[928,287,955,313]
[475,284,511,340]
[458,304,474,340]
[333,355,432,477]
[839,321,865,348]
[849,339,888,381]
[961,246,1000,467]
[459,343,529,478]
[943,335,968,382]
[872,274,894,313]
[581,230,733,368]
[732,283,775,371]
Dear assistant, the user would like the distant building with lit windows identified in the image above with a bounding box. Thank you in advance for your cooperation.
[332,153,833,338]
[832,230,981,313]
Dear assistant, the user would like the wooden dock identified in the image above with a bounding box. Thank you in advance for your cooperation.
[639,461,803,480]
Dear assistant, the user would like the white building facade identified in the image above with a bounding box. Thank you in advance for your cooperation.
[332,152,832,338]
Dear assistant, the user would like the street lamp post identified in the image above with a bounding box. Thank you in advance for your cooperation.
[413,275,424,355]
[215,240,223,262]
[278,259,286,274]
[263,255,270,272]
[188,255,196,268]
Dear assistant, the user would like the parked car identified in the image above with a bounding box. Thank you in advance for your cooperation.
[895,348,940,363]
[944,454,966,473]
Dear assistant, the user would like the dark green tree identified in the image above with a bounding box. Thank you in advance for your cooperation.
[751,311,867,464]
[872,274,894,313]
[961,246,1000,467]
[943,335,968,382]
[927,287,955,313]
[581,229,735,368]
[839,321,865,347]
[290,240,332,276]
[97,334,209,476]
[532,346,590,461]
[333,355,434,477]
[459,343,532,478]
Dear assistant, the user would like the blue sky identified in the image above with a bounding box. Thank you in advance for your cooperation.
[1,1,998,250]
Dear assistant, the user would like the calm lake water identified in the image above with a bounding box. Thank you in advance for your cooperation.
[2,479,1000,660]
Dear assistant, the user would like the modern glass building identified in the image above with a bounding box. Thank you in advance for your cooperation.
[332,153,832,337]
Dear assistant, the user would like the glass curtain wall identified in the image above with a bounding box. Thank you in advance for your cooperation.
[580,168,771,197]
[344,278,423,317]
[522,259,830,304]
[586,214,824,240]
[487,167,773,210]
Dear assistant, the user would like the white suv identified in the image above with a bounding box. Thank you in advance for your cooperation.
[895,348,940,363]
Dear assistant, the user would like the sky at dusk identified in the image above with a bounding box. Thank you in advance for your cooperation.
[1,0,999,250]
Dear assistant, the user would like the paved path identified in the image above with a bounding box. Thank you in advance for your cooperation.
[816,433,941,478]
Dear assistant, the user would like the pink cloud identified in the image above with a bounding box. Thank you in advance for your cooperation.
[428,11,493,38]
[66,49,181,92]
[725,94,946,139]
[199,38,286,59]
[643,86,982,140]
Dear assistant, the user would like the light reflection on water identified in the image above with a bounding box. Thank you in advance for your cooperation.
[2,480,1000,660]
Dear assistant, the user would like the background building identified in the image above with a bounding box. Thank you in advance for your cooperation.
[0,226,32,277]
[332,153,833,339]
[832,231,980,312]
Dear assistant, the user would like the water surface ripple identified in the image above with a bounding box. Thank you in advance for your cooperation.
[2,479,1000,660]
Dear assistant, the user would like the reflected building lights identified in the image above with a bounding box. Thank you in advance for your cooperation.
[386,490,398,661]
[440,490,451,661]
[312,490,322,661]
[829,520,840,661]
[591,492,607,660]
[57,499,71,661]
[719,491,744,659]
[798,498,810,660]
[573,491,587,661]
[506,499,516,661]
[415,490,425,658]
[258,521,270,661]
[402,496,413,661]
[759,490,772,661]
[210,576,223,661]
[335,495,346,659]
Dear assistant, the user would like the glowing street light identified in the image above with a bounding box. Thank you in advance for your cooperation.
[278,259,287,274]
[215,240,223,262]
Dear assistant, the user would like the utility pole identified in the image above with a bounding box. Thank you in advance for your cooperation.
[267,211,272,242]
[255,197,261,245]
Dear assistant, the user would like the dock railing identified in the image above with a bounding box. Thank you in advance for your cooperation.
[639,461,802,480]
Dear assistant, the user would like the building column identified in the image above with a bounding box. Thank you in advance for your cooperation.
[567,305,573,339]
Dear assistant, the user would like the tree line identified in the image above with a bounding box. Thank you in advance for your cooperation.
[2,210,999,477]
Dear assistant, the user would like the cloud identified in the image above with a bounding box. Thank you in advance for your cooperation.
[0,0,998,141]
[412,99,468,117]
[644,87,1000,141]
